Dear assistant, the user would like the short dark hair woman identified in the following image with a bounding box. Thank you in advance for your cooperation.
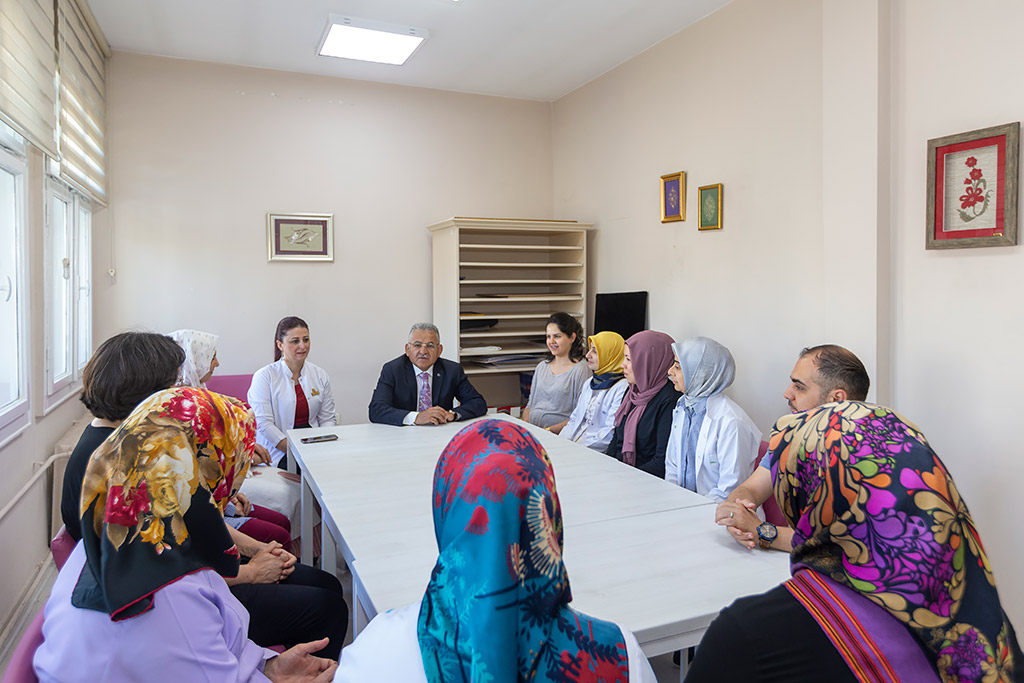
[63,331,184,537]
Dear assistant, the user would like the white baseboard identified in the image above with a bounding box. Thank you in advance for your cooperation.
[0,553,56,674]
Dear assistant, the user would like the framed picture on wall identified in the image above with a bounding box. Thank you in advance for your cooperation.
[926,122,1019,249]
[698,183,723,230]
[267,212,334,262]
[661,172,685,223]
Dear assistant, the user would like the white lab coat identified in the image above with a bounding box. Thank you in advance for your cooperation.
[665,392,760,503]
[561,379,628,452]
[334,601,657,683]
[247,359,336,467]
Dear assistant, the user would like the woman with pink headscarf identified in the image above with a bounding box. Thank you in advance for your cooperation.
[605,330,680,478]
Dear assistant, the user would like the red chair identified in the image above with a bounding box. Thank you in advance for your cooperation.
[755,440,789,527]
[1,607,44,683]
[205,374,254,403]
[50,526,75,570]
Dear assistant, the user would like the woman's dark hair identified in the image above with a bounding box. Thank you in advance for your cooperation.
[274,316,309,361]
[545,312,586,362]
[80,332,185,421]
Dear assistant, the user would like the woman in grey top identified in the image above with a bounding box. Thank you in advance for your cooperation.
[522,312,591,431]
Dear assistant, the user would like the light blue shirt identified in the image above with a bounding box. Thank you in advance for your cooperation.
[668,395,707,492]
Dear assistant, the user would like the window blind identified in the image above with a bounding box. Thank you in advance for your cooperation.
[0,0,59,157]
[57,0,107,205]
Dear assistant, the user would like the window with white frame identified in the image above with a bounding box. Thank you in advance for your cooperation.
[75,201,91,371]
[43,178,91,412]
[0,128,29,445]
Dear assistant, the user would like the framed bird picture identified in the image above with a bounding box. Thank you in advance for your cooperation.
[267,212,334,262]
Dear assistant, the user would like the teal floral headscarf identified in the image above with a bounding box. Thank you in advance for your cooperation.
[418,419,631,682]
[769,402,1021,683]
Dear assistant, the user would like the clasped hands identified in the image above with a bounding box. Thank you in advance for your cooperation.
[414,406,458,425]
[714,498,761,550]
[246,540,296,584]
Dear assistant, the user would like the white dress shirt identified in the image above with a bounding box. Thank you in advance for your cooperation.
[247,359,336,466]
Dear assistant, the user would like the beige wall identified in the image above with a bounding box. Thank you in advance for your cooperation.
[553,0,825,434]
[891,0,1024,629]
[94,53,554,423]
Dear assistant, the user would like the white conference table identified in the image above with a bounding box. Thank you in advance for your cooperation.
[288,415,790,665]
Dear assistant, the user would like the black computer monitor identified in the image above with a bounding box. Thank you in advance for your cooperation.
[593,291,648,339]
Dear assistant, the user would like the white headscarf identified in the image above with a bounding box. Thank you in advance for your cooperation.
[671,337,735,408]
[169,329,219,388]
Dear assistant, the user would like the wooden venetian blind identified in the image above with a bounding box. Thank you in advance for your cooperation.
[0,0,59,156]
[57,0,108,205]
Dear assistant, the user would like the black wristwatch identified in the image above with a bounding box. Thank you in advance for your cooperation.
[756,522,778,550]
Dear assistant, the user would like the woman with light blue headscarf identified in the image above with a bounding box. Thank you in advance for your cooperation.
[665,337,761,502]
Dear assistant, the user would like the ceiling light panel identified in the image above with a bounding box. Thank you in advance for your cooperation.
[317,15,429,66]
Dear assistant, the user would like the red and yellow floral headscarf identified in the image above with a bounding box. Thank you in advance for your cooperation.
[74,387,255,620]
[769,402,1020,683]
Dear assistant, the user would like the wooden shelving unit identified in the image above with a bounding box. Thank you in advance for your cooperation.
[429,217,592,406]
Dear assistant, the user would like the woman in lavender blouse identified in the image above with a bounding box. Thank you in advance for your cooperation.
[34,387,337,683]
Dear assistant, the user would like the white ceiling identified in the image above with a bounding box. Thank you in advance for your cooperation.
[88,0,732,102]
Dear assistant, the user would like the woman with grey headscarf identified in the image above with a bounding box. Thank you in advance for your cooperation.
[665,337,761,502]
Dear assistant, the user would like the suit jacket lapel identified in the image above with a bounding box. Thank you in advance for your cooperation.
[432,362,445,405]
[401,356,419,408]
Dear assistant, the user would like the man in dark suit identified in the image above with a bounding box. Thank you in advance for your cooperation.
[369,322,487,426]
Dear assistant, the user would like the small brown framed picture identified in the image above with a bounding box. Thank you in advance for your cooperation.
[661,172,685,223]
[926,122,1019,249]
[698,183,723,230]
[267,212,334,262]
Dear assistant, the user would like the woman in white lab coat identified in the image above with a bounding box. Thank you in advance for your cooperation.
[247,316,336,469]
[665,337,760,502]
[561,330,629,452]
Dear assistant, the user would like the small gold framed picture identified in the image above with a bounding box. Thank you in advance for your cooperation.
[661,172,685,223]
[698,184,723,230]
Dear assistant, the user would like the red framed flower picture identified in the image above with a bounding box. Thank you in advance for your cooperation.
[926,122,1019,249]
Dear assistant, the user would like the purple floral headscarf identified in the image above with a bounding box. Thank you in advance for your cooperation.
[769,402,1020,683]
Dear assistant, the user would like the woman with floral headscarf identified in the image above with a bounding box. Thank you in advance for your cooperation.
[664,336,760,502]
[335,419,657,682]
[685,402,1022,683]
[171,328,294,550]
[605,330,680,477]
[35,387,338,682]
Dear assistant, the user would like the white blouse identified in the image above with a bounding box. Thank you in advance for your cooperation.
[334,601,657,683]
[247,359,336,467]
[561,378,629,452]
